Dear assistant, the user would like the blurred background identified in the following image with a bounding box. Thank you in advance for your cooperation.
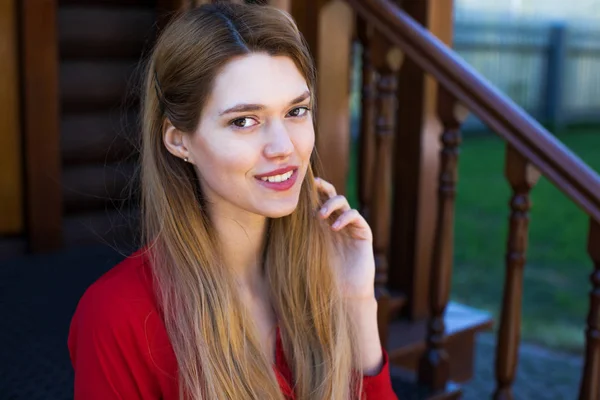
[345,0,600,398]
[1,0,599,399]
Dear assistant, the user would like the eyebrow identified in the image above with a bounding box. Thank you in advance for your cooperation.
[218,90,311,116]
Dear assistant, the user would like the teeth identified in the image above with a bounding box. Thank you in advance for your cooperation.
[260,170,294,183]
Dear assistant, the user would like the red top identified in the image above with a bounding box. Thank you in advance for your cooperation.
[68,251,398,399]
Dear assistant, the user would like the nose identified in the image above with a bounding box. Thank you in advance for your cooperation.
[263,121,294,160]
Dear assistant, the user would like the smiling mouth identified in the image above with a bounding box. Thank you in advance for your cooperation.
[258,169,295,183]
[255,168,299,191]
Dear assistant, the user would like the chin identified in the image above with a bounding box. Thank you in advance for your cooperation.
[259,198,300,219]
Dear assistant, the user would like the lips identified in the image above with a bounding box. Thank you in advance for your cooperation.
[254,167,299,192]
[254,165,298,179]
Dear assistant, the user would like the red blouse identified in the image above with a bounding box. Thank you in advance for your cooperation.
[68,251,398,399]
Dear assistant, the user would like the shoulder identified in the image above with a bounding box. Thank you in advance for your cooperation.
[69,248,163,345]
[68,249,178,396]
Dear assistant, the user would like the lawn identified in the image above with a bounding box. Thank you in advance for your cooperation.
[348,126,600,352]
[452,127,600,352]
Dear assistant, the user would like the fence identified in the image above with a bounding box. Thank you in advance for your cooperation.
[453,19,600,132]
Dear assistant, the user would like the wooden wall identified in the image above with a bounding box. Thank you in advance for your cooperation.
[0,0,23,235]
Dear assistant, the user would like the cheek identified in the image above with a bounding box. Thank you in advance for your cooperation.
[191,134,258,181]
[291,124,315,160]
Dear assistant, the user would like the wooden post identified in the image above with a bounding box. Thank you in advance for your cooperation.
[493,145,540,400]
[315,0,354,194]
[388,0,455,319]
[21,0,62,252]
[291,0,354,194]
[0,0,23,235]
[579,218,600,400]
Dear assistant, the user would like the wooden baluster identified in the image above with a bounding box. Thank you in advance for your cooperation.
[493,145,540,400]
[579,218,600,400]
[369,39,403,346]
[418,87,467,390]
[372,72,396,293]
[357,18,377,223]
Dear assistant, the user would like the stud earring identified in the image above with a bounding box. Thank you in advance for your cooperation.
[184,157,189,163]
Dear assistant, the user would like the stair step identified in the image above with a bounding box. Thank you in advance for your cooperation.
[391,366,462,400]
[388,302,493,383]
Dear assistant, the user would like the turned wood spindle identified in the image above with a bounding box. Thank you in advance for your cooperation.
[418,87,467,390]
[493,145,540,400]
[357,19,377,224]
[579,218,600,400]
[371,71,396,295]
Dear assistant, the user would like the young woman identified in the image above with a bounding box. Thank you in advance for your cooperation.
[68,3,397,399]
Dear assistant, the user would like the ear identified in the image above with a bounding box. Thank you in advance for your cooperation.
[163,119,193,163]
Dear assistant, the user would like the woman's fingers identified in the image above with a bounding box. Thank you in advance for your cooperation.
[314,177,337,199]
[319,195,351,219]
[331,209,371,239]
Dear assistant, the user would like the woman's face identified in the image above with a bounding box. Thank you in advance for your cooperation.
[184,53,314,218]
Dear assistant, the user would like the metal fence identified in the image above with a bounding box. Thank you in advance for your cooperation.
[454,19,600,131]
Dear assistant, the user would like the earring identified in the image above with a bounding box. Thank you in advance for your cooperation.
[184,157,189,163]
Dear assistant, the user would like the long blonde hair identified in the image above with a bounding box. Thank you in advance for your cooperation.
[140,3,363,399]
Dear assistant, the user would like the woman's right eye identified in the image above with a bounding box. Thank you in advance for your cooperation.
[231,117,259,129]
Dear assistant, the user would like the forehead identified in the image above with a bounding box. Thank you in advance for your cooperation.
[207,53,309,110]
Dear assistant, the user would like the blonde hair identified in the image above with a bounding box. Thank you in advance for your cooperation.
[140,3,363,399]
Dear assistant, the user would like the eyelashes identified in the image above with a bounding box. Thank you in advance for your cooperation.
[229,106,311,130]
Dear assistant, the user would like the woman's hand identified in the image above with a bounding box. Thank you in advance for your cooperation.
[315,177,375,301]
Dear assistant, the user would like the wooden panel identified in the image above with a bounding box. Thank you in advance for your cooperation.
[59,7,155,59]
[63,208,140,248]
[315,0,354,193]
[0,0,23,234]
[61,112,138,165]
[21,0,62,251]
[268,0,291,11]
[60,61,137,112]
[290,0,325,73]
[60,0,154,6]
[62,163,137,213]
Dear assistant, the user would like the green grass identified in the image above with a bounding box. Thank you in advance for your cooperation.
[348,126,600,352]
[452,128,600,352]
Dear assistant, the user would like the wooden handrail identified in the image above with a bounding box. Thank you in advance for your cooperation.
[345,0,600,223]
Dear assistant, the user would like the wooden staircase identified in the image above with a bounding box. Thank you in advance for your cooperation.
[344,0,600,399]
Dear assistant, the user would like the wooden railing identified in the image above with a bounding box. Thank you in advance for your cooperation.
[345,0,600,398]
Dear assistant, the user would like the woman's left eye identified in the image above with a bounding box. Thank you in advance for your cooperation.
[287,107,310,118]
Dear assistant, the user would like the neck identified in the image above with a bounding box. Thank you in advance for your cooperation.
[209,205,269,296]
